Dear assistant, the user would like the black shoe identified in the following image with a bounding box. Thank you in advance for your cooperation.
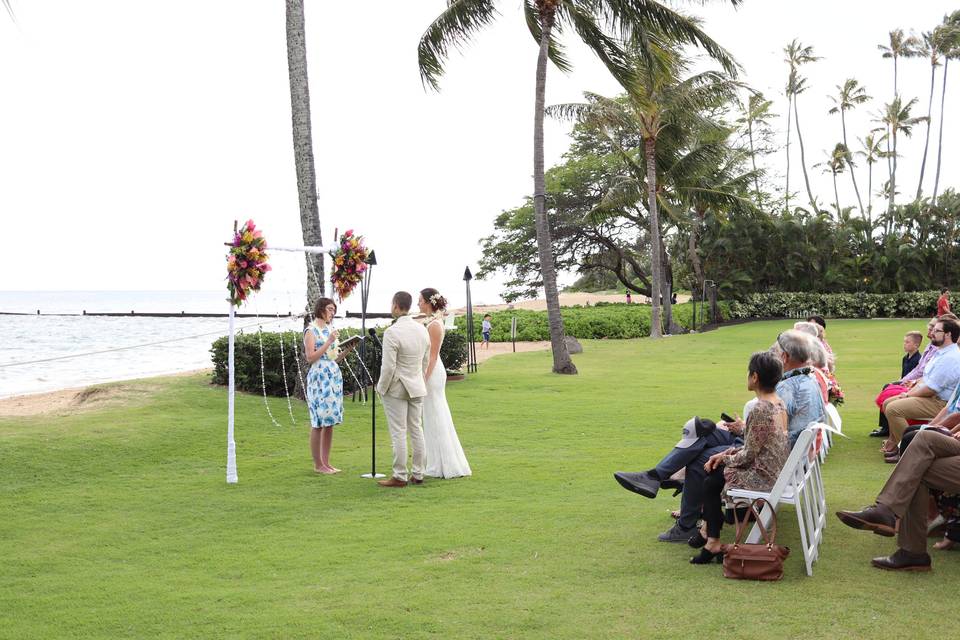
[690,548,724,564]
[869,427,890,438]
[660,479,684,496]
[836,504,898,537]
[688,531,707,549]
[613,471,660,499]
[658,522,696,543]
[871,548,932,571]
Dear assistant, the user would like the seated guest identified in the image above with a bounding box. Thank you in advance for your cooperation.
[613,330,823,542]
[881,318,960,455]
[836,428,960,571]
[794,322,832,403]
[806,315,835,372]
[690,352,789,564]
[903,331,924,378]
[871,318,939,438]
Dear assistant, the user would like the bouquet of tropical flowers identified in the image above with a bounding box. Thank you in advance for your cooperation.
[329,229,369,301]
[226,219,271,306]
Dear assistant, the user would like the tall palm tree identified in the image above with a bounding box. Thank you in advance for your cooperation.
[419,0,739,357]
[785,39,820,213]
[828,79,870,213]
[933,13,960,204]
[858,131,888,226]
[877,96,926,215]
[2,1,14,22]
[815,143,849,215]
[736,93,775,203]
[912,31,941,200]
[878,29,918,99]
[285,0,325,310]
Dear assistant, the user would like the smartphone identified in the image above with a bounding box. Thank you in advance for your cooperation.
[720,412,735,423]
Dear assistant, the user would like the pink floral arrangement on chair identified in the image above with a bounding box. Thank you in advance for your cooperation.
[226,219,271,306]
[329,229,369,301]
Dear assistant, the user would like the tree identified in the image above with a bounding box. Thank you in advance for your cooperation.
[828,79,870,213]
[878,29,919,99]
[2,1,14,23]
[932,13,960,204]
[784,39,820,213]
[285,0,325,312]
[912,31,941,200]
[815,143,849,215]
[418,0,739,366]
[736,93,776,204]
[857,131,889,226]
[877,96,926,215]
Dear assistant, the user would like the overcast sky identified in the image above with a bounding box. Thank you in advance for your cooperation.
[1,1,957,312]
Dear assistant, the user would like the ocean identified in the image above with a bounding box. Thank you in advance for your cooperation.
[0,291,374,399]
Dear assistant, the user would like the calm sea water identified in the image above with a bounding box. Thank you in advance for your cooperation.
[0,291,372,399]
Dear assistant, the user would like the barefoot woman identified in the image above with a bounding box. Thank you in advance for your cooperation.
[304,297,343,474]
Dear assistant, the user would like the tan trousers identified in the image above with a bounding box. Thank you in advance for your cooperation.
[882,395,946,443]
[877,430,960,553]
[380,393,425,482]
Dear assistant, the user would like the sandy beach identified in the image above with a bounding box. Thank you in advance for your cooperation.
[453,291,690,314]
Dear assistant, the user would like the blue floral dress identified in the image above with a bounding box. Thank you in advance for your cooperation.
[305,324,343,428]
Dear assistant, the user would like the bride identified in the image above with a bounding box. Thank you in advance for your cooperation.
[417,288,472,479]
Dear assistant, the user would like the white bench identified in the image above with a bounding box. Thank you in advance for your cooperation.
[726,428,827,577]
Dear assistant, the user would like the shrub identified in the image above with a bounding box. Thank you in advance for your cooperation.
[211,326,468,397]
[726,291,950,320]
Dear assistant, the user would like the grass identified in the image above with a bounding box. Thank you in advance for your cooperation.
[1,319,957,639]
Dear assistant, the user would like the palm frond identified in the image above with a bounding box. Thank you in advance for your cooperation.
[524,0,572,73]
[559,2,634,87]
[418,0,499,91]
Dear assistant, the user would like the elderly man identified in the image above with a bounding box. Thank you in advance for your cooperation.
[614,330,825,542]
[882,318,960,454]
[837,429,960,571]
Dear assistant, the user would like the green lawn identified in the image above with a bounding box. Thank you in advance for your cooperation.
[2,320,957,639]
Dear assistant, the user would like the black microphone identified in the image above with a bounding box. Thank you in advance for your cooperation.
[366,327,382,347]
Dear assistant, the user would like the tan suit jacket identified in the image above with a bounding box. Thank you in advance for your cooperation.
[376,316,430,399]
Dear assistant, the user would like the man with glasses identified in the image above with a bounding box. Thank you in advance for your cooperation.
[882,318,960,455]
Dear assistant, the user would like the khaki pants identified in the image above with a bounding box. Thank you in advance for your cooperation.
[877,430,960,553]
[380,393,425,482]
[882,395,946,443]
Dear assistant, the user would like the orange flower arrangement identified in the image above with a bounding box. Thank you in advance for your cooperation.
[226,219,271,306]
[329,229,369,300]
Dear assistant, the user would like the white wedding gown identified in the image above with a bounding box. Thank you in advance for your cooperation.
[422,320,472,479]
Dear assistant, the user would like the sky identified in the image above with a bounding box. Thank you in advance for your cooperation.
[1,1,957,313]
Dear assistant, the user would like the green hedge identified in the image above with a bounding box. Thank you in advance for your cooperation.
[726,291,953,320]
[455,302,728,342]
[210,327,468,397]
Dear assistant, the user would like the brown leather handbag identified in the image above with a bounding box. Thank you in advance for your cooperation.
[721,498,791,581]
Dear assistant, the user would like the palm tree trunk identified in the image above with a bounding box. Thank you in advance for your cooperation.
[688,211,705,297]
[889,128,898,215]
[867,161,874,228]
[785,95,793,213]
[747,118,761,202]
[285,0,324,312]
[532,10,575,374]
[916,60,937,200]
[793,97,817,212]
[933,58,949,205]
[645,136,662,339]
[832,171,840,214]
[840,110,865,213]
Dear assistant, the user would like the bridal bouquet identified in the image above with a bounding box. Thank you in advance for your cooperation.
[329,229,369,301]
[226,219,271,306]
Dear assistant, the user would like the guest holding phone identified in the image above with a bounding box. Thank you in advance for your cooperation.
[304,297,343,474]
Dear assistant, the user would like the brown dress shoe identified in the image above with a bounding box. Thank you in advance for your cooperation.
[378,476,407,488]
[409,476,423,485]
[871,548,932,571]
[836,504,898,537]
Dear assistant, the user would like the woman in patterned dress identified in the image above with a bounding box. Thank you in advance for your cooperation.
[304,297,344,474]
[691,351,790,564]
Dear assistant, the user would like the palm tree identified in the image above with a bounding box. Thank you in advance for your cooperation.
[828,79,870,213]
[2,1,14,22]
[285,0,325,310]
[785,39,820,213]
[419,0,739,357]
[932,13,960,204]
[877,97,926,215]
[878,29,918,99]
[815,143,849,215]
[912,31,941,200]
[736,93,775,203]
[858,131,888,226]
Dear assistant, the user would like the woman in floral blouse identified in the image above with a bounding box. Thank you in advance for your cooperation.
[690,351,790,564]
[304,297,344,474]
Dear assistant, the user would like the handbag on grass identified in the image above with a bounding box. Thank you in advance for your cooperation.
[721,498,790,581]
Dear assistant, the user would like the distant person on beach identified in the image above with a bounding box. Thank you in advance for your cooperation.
[303,297,344,474]
[481,314,492,350]
[938,288,951,317]
[626,291,632,304]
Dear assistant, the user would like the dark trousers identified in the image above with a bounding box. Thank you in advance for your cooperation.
[654,430,739,530]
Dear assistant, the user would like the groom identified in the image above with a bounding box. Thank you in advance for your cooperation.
[376,291,431,488]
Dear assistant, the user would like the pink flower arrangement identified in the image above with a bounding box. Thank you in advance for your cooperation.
[226,219,271,306]
[329,229,369,301]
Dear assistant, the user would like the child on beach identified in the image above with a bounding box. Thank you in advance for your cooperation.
[481,314,492,350]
